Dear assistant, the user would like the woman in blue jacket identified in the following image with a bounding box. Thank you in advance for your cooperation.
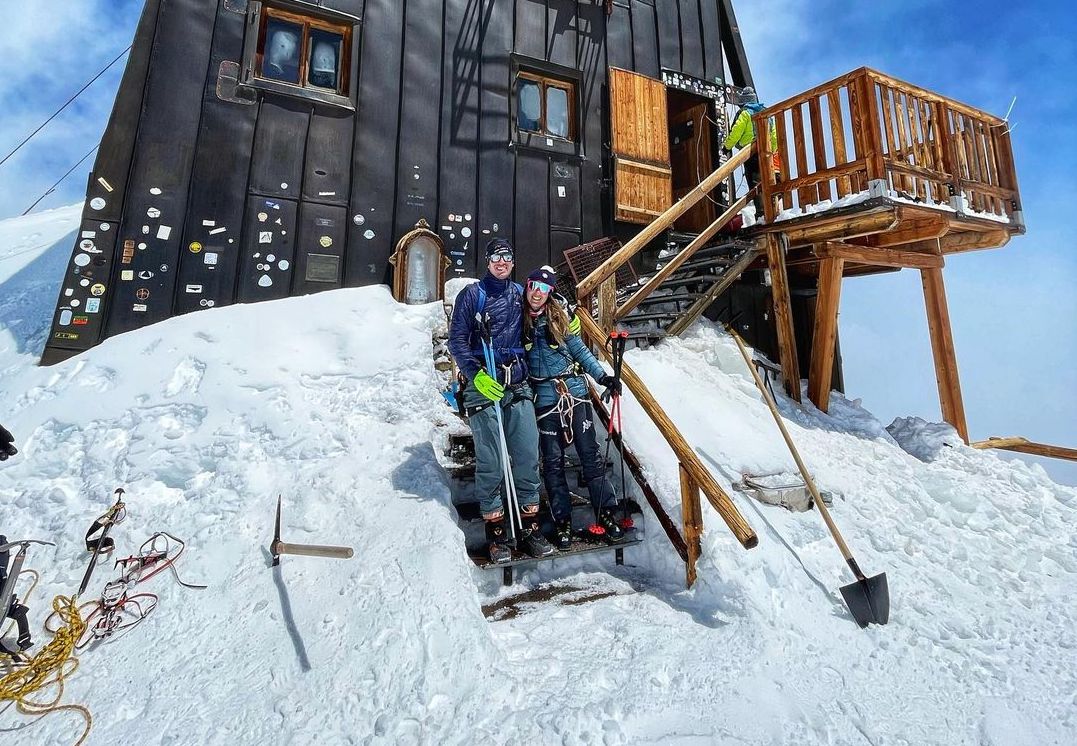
[522,267,625,550]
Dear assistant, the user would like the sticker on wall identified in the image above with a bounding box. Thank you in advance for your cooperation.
[73,315,89,326]
[456,259,463,266]
[185,284,203,293]
[135,288,150,301]
[199,299,216,308]
[441,225,452,231]
[86,298,100,313]
[159,264,169,272]
[228,238,234,244]
[257,212,268,223]
[278,259,290,271]
[189,242,203,253]
[319,236,333,248]
[81,231,96,239]
[138,242,147,251]
[138,271,154,280]
[315,218,334,227]
[318,191,336,197]
[157,226,172,240]
[97,177,114,192]
[482,229,490,235]
[557,186,566,198]
[90,197,106,210]
[79,239,95,251]
[53,331,79,341]
[258,274,273,288]
[142,225,150,235]
[70,299,80,308]
[461,227,472,238]
[449,234,455,240]
[259,231,272,243]
[121,270,134,281]
[149,187,162,196]
[209,227,226,235]
[465,213,472,221]
[80,278,90,287]
[492,223,499,231]
[265,200,280,210]
[280,182,288,190]
[275,219,282,226]
[133,304,147,312]
[363,229,375,240]
[122,240,135,265]
[90,283,106,297]
[202,220,216,227]
[204,253,218,266]
[59,310,73,326]
[353,214,364,225]
[74,254,91,267]
[267,254,275,262]
[147,207,161,219]
[100,223,110,231]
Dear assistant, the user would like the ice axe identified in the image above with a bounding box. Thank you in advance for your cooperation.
[727,327,889,628]
[270,496,354,566]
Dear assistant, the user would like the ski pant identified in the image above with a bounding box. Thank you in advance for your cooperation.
[464,383,541,520]
[536,400,617,524]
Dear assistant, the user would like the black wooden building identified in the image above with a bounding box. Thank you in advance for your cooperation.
[42,0,758,364]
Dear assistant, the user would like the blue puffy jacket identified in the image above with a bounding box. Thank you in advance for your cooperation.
[448,274,528,385]
[526,313,607,408]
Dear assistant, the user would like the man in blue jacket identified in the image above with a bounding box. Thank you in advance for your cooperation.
[447,240,555,563]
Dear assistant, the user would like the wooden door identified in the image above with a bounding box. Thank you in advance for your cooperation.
[670,101,715,232]
[609,67,672,224]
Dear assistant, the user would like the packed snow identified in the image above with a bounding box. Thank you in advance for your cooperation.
[1,206,1074,745]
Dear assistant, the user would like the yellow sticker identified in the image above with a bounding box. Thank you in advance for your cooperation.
[189,241,203,253]
[90,283,106,297]
[319,235,333,248]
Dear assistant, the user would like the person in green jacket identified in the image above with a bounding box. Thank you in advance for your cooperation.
[722,89,780,216]
[522,267,625,550]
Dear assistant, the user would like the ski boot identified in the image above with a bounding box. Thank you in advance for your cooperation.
[485,517,512,564]
[598,509,625,543]
[552,520,574,551]
[518,513,555,558]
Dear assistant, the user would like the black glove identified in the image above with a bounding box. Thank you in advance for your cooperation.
[599,375,622,398]
[0,425,17,461]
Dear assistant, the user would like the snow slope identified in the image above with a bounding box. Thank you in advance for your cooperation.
[1,206,1075,745]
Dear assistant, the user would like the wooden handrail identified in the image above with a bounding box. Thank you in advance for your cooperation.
[578,312,758,549]
[614,192,751,321]
[576,146,752,299]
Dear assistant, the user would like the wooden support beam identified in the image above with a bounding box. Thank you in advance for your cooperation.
[597,275,617,331]
[920,268,969,442]
[807,256,844,412]
[578,312,758,549]
[969,437,1077,463]
[576,147,751,298]
[615,193,751,320]
[679,463,703,587]
[816,242,944,269]
[903,227,1011,255]
[771,207,901,247]
[764,233,802,402]
[862,214,949,248]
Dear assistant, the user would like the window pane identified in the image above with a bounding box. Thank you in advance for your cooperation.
[263,19,302,84]
[546,86,570,138]
[308,29,343,91]
[516,79,542,132]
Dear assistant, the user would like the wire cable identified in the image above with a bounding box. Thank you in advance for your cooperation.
[22,145,99,216]
[0,46,130,169]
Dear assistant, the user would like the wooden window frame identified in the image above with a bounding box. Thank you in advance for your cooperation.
[241,0,360,111]
[515,72,578,143]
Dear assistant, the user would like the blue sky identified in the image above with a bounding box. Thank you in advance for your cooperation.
[0,1,1074,483]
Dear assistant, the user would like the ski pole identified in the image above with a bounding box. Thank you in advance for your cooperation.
[480,338,520,542]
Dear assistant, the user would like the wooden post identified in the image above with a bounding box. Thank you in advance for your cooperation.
[920,267,969,442]
[807,254,844,412]
[679,463,703,587]
[597,275,617,332]
[764,233,802,402]
[578,313,757,549]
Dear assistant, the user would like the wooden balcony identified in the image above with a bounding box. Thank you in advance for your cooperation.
[751,67,1023,274]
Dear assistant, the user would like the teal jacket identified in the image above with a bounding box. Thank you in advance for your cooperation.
[525,313,607,408]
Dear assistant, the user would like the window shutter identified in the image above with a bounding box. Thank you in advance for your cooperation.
[609,67,672,224]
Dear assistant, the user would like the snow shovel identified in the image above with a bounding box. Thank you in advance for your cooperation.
[728,328,889,628]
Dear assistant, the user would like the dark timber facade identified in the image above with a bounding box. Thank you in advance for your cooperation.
[42,0,757,364]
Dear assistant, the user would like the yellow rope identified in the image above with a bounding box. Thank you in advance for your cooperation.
[0,594,92,745]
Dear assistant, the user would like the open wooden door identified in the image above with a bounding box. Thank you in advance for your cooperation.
[610,67,672,224]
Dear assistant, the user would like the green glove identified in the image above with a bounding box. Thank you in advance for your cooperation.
[474,370,505,402]
[568,313,581,336]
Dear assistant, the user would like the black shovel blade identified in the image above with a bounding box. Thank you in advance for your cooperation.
[839,572,889,628]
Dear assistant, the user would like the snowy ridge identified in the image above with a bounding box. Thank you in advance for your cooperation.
[1,207,1075,745]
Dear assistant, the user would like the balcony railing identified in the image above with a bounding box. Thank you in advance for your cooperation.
[754,67,1022,227]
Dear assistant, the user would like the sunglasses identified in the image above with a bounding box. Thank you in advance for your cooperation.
[488,250,514,263]
[527,280,554,294]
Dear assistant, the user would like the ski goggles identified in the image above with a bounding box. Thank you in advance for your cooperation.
[526,280,554,294]
[487,249,514,263]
